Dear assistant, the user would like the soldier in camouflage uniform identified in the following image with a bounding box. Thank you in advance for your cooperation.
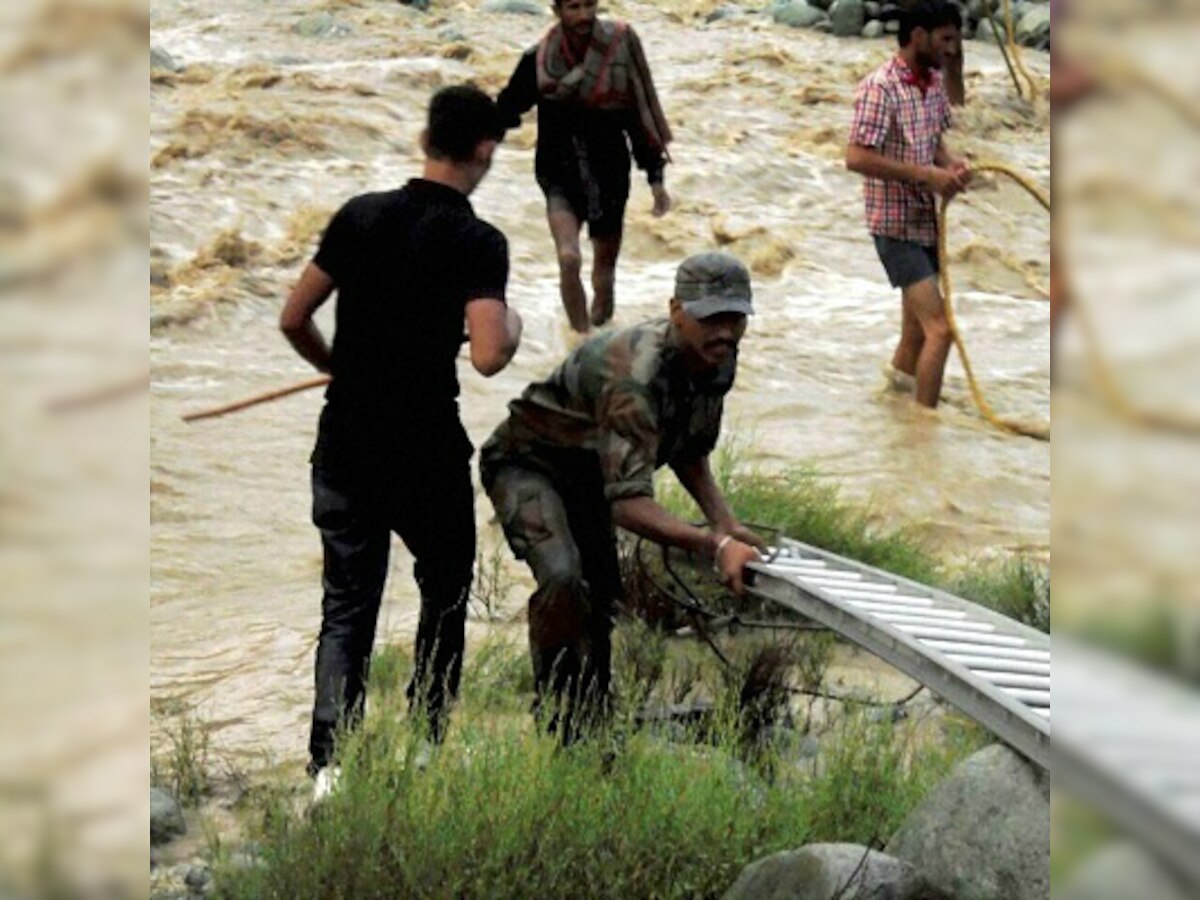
[480,252,765,740]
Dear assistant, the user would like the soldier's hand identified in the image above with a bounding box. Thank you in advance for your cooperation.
[716,537,761,597]
[651,183,671,217]
[725,522,767,551]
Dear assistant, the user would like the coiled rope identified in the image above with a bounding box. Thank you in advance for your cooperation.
[937,162,1050,440]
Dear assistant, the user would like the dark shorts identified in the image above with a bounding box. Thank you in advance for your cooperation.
[873,236,940,289]
[538,175,627,240]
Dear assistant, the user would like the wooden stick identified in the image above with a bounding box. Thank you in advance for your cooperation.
[182,374,330,423]
[47,372,151,414]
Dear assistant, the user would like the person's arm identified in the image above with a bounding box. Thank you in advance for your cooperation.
[628,126,671,216]
[279,262,335,373]
[671,455,765,549]
[496,50,539,130]
[612,496,761,596]
[846,144,967,199]
[465,299,522,377]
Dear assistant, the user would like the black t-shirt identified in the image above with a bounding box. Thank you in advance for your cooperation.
[310,178,508,473]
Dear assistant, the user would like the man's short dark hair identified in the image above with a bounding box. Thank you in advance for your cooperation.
[899,0,962,46]
[426,85,505,163]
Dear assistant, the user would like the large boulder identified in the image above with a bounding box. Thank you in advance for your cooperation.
[886,744,1048,900]
[830,0,865,36]
[150,787,186,846]
[772,1,829,29]
[723,843,940,900]
[1057,843,1193,900]
[1016,5,1051,46]
[862,19,886,38]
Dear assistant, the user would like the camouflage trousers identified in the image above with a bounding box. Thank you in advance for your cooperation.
[484,459,622,742]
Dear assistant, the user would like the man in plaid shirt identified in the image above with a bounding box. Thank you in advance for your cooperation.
[847,0,970,408]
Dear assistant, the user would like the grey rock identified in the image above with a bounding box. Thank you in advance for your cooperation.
[1057,842,1192,900]
[864,0,882,18]
[398,0,430,9]
[862,19,886,38]
[830,0,865,36]
[974,17,1005,42]
[706,4,748,22]
[966,0,986,20]
[151,45,182,73]
[885,18,900,33]
[1016,5,1050,46]
[291,12,353,38]
[437,25,467,41]
[887,744,1049,900]
[184,863,211,893]
[480,0,545,14]
[772,2,828,29]
[150,787,186,846]
[723,843,940,900]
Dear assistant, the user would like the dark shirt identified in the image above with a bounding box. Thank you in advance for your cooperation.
[311,179,508,473]
[497,49,666,194]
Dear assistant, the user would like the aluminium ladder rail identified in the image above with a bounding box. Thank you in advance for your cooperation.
[1052,640,1200,889]
[745,538,1050,769]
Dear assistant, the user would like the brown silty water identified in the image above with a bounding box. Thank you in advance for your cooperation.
[150,0,1050,762]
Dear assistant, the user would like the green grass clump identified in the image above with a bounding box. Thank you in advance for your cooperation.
[213,633,972,900]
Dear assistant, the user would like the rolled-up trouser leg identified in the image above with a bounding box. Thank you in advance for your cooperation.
[486,465,614,741]
[309,466,390,774]
[397,457,476,742]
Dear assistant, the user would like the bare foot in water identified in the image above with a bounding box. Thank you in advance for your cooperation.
[883,364,916,395]
[589,299,613,329]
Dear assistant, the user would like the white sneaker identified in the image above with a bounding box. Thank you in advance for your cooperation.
[311,765,342,805]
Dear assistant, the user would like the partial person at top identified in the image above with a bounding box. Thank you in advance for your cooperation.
[497,0,673,335]
[846,0,971,409]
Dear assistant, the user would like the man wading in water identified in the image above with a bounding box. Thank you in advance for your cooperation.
[847,0,970,409]
[498,0,673,336]
[480,252,765,742]
[279,86,523,803]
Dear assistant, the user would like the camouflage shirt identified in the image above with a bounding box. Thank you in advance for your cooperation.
[480,319,736,501]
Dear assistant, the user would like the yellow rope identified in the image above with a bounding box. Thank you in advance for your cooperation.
[938,162,1049,441]
[1002,0,1042,102]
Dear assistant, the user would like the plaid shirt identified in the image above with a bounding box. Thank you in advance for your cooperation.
[849,56,952,246]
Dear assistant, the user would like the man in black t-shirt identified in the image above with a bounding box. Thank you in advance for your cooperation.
[280,86,523,796]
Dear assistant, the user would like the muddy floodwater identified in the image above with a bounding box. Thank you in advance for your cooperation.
[150,0,1050,762]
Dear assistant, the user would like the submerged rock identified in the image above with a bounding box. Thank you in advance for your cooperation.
[480,0,546,15]
[151,45,182,72]
[291,12,353,38]
[886,744,1049,900]
[723,843,941,900]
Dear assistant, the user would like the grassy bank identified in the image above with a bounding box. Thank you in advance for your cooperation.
[209,636,979,900]
[168,446,1039,898]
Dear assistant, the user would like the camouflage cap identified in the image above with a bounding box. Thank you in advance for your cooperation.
[674,252,754,319]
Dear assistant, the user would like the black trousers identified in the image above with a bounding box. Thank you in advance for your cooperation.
[307,459,475,773]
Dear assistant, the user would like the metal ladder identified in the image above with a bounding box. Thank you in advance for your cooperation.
[1052,640,1200,888]
[746,537,1050,769]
